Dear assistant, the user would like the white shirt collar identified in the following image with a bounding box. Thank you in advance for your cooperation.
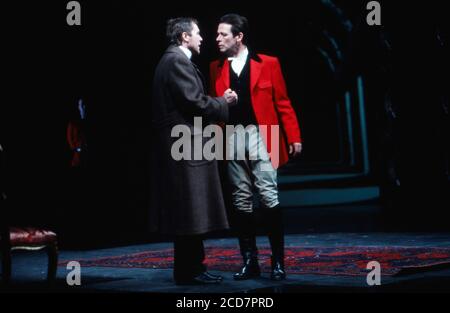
[228,48,249,77]
[228,47,248,63]
[178,45,192,60]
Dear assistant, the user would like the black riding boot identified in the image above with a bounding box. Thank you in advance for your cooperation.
[266,205,286,281]
[233,211,261,280]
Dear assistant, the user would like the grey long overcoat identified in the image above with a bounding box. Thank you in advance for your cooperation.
[150,45,229,235]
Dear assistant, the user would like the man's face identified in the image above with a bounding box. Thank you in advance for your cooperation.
[216,23,239,56]
[186,22,202,55]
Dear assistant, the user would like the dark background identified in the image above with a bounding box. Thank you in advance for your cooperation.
[1,1,449,248]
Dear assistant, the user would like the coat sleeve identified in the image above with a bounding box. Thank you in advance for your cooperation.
[168,56,228,123]
[271,57,302,144]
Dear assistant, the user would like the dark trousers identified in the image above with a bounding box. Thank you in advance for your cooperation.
[173,235,206,281]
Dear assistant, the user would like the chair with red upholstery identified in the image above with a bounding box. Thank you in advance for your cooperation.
[1,226,58,283]
[0,143,58,284]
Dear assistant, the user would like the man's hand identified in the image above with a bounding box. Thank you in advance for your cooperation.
[289,142,302,157]
[223,88,238,105]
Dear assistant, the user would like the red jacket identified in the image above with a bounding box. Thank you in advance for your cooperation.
[210,54,301,169]
[67,120,86,167]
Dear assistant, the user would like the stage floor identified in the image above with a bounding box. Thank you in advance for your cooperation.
[2,233,450,293]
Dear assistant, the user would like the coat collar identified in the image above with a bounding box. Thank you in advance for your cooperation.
[217,48,261,67]
[216,49,262,92]
[165,44,191,61]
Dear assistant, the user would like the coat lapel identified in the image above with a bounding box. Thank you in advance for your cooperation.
[191,62,206,91]
[216,59,230,95]
[216,52,262,93]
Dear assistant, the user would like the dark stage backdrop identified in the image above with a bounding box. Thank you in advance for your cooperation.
[2,1,448,246]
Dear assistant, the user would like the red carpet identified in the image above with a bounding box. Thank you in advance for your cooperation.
[59,246,450,276]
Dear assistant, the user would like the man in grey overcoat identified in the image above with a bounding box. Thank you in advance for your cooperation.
[150,17,237,285]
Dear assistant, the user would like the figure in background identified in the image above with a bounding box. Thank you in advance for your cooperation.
[67,98,88,168]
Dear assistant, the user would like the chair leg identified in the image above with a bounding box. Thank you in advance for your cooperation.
[1,228,11,284]
[47,243,58,282]
[1,246,11,284]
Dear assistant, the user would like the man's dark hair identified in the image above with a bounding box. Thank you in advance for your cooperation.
[219,14,249,44]
[166,17,198,45]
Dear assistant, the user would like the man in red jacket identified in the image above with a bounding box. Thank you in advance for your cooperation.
[67,98,87,168]
[210,14,302,281]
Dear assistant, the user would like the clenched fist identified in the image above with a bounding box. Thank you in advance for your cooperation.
[223,88,238,105]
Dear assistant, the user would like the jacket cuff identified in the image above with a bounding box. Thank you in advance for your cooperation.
[217,97,229,123]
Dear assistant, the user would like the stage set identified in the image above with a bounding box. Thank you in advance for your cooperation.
[1,0,449,294]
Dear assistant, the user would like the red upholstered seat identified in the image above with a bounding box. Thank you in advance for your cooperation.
[2,227,59,283]
[9,227,57,246]
[1,146,58,284]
